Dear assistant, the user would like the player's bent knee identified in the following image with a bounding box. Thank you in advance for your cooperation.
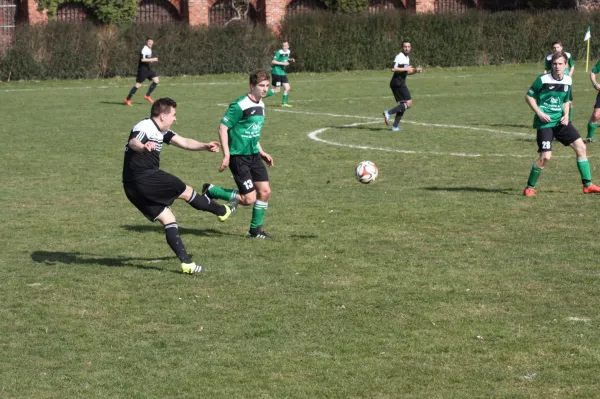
[239,194,256,206]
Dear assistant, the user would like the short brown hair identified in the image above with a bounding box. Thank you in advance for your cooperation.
[151,98,177,117]
[551,51,567,64]
[250,70,270,86]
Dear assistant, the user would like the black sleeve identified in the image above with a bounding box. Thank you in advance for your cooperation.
[163,131,176,145]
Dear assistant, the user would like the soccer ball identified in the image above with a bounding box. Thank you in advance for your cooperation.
[355,161,378,184]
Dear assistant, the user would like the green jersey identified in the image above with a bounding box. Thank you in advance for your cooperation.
[221,94,265,156]
[591,59,600,74]
[271,49,291,76]
[545,52,574,75]
[527,73,572,129]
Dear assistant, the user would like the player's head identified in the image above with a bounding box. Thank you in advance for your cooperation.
[550,52,567,76]
[282,41,290,51]
[401,40,411,55]
[151,98,177,129]
[249,70,271,99]
[551,41,563,53]
[146,37,154,48]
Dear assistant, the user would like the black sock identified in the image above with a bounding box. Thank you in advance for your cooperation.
[187,190,226,216]
[389,102,408,115]
[393,112,404,126]
[127,86,138,100]
[164,223,191,263]
[146,82,157,96]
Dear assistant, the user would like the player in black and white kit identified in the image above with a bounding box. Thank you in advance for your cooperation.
[124,37,159,106]
[383,40,422,131]
[123,98,235,274]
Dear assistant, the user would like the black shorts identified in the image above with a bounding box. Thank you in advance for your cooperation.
[272,74,289,87]
[136,68,157,84]
[594,91,600,109]
[536,123,581,153]
[229,155,269,195]
[123,170,186,221]
[390,84,411,103]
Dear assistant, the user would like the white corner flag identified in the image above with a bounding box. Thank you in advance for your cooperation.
[584,26,591,42]
[585,26,591,72]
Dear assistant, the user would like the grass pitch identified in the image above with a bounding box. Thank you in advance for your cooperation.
[1,64,600,398]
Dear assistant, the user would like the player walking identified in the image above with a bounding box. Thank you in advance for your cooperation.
[523,53,600,196]
[383,40,422,131]
[124,37,159,106]
[266,41,295,107]
[202,70,274,238]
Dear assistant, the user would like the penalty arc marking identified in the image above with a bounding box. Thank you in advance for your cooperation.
[215,105,572,159]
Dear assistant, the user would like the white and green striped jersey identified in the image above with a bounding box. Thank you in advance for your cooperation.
[527,73,572,129]
[221,95,265,156]
[272,49,291,76]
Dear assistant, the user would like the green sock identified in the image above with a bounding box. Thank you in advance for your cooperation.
[577,158,592,187]
[265,89,275,98]
[250,200,268,229]
[282,93,288,104]
[526,164,542,188]
[588,122,597,139]
[208,185,238,201]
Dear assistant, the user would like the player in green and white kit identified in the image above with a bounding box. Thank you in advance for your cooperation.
[265,41,294,107]
[523,52,600,196]
[544,41,575,76]
[584,58,600,143]
[202,70,275,238]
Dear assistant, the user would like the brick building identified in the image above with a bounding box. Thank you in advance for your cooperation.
[0,0,586,45]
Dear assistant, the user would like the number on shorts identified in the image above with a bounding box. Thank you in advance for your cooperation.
[542,141,551,150]
[243,179,253,190]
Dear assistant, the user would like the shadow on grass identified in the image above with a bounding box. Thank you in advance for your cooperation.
[331,125,390,132]
[30,251,178,273]
[424,186,514,195]
[121,225,237,237]
[100,101,134,106]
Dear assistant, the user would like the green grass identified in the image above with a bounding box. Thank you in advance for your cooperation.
[2,64,600,398]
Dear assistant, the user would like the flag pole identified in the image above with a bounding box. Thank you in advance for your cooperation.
[586,26,591,72]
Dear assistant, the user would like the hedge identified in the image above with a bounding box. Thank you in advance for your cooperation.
[2,10,600,81]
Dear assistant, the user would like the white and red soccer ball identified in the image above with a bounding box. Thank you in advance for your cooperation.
[355,161,378,184]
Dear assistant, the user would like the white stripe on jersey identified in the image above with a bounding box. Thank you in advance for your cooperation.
[131,119,175,153]
[141,45,152,59]
[540,73,572,86]
[393,52,410,67]
[238,96,265,112]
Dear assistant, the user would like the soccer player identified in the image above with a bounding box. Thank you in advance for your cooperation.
[124,37,159,106]
[202,70,274,239]
[266,41,295,107]
[523,52,600,197]
[544,41,575,76]
[383,40,422,131]
[123,98,235,274]
[584,58,600,143]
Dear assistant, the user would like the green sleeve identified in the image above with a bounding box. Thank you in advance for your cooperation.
[592,60,600,74]
[221,102,242,128]
[545,58,551,71]
[568,56,574,68]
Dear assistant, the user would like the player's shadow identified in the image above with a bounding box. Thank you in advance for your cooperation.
[331,125,391,132]
[30,251,177,272]
[100,101,133,106]
[121,225,237,237]
[424,186,513,195]
[479,123,531,129]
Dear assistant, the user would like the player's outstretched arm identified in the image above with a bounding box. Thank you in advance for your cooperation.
[170,134,220,152]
